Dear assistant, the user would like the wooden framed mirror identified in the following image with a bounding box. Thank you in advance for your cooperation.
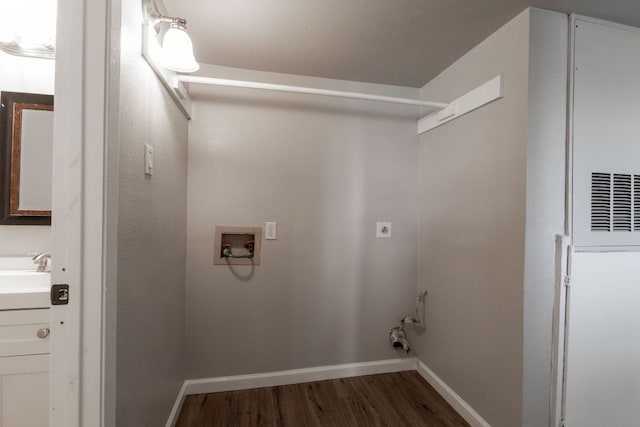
[0,91,53,225]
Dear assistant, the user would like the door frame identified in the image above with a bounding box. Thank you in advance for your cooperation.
[50,0,118,426]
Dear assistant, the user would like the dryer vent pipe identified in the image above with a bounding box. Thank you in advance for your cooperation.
[389,290,427,353]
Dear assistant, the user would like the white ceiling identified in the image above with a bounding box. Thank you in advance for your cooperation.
[162,0,640,88]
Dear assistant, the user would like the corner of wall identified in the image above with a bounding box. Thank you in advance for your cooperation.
[115,0,189,425]
[522,7,569,427]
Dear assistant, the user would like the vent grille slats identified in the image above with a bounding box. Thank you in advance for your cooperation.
[591,172,639,233]
[591,173,611,232]
[635,175,640,232]
[613,174,632,231]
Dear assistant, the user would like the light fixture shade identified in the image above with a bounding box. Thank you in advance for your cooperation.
[160,25,199,73]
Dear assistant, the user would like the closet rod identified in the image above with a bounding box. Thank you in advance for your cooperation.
[177,75,449,109]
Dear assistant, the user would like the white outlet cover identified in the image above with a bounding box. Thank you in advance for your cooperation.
[265,221,277,240]
[376,222,392,238]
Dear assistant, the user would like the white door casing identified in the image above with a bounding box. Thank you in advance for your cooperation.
[51,0,116,426]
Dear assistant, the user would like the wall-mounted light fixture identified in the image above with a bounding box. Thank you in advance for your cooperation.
[0,0,56,60]
[143,0,199,73]
[141,0,195,119]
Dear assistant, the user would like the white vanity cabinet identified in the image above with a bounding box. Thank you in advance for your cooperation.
[0,308,50,427]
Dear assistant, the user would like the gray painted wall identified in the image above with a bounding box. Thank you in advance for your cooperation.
[416,10,530,427]
[115,0,188,425]
[0,226,50,257]
[523,9,568,427]
[185,65,419,379]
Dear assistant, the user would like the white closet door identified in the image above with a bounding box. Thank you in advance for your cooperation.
[565,252,640,426]
[572,18,640,248]
[567,16,640,426]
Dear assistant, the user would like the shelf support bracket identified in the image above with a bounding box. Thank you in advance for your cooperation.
[418,75,504,135]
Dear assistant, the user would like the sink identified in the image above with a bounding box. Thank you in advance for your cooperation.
[0,270,50,310]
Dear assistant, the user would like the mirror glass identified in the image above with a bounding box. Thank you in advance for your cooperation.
[19,108,53,211]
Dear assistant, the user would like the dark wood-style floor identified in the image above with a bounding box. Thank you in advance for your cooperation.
[176,371,470,427]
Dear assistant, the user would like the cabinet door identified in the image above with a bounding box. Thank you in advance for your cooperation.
[0,310,50,357]
[0,354,48,427]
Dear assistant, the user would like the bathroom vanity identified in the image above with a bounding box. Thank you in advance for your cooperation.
[0,261,50,427]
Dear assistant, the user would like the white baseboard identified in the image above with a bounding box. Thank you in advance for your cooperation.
[416,361,491,427]
[165,381,187,427]
[184,357,416,395]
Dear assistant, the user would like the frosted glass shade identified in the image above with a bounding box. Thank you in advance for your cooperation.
[160,26,199,73]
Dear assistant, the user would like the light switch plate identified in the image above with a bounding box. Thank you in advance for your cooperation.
[376,222,392,238]
[265,221,277,240]
[144,144,154,176]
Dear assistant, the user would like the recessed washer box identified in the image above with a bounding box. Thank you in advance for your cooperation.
[213,226,262,265]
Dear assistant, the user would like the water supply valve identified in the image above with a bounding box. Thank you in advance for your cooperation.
[214,226,262,265]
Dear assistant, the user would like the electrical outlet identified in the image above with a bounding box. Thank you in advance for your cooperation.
[376,222,392,238]
[265,221,277,240]
[144,144,154,176]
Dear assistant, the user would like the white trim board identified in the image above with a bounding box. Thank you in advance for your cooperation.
[165,381,188,427]
[185,358,416,395]
[416,361,491,427]
[166,358,492,427]
[418,75,504,134]
[51,0,113,425]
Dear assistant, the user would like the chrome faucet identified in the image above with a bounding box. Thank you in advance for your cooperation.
[31,252,51,272]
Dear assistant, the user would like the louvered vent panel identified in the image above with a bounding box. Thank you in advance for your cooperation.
[635,175,640,232]
[613,174,632,231]
[591,173,611,231]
